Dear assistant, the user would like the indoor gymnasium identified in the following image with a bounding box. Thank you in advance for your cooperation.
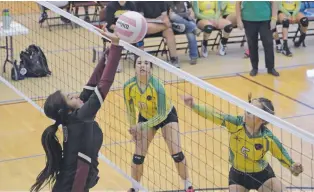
[0,1,314,192]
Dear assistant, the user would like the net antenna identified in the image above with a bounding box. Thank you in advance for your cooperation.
[37,1,314,145]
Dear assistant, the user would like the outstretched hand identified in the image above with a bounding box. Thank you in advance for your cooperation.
[95,24,119,45]
[290,163,303,176]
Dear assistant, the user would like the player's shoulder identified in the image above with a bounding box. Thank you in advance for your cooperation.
[123,76,137,88]
[150,77,165,90]
[261,127,275,138]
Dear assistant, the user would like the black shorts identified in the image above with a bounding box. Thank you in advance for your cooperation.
[229,164,276,190]
[278,11,294,16]
[138,107,178,130]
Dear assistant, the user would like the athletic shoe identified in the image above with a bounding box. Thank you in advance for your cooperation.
[190,58,197,65]
[186,186,195,192]
[201,42,208,58]
[218,41,227,56]
[276,44,282,53]
[281,45,292,57]
[171,57,180,68]
[267,68,280,76]
[244,49,250,58]
[250,69,258,76]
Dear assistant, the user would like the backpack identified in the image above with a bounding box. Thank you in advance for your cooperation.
[19,44,51,78]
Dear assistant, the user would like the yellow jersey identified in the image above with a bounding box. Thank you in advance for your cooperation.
[192,104,294,173]
[123,76,173,128]
[221,1,236,16]
[279,1,301,16]
[192,1,220,19]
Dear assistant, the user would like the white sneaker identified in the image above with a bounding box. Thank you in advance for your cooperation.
[219,41,226,56]
[201,43,208,58]
[276,44,282,53]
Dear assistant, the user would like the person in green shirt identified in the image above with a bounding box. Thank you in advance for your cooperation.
[273,1,308,57]
[236,1,280,77]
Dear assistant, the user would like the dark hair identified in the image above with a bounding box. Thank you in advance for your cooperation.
[248,93,275,125]
[30,90,69,192]
[133,54,153,68]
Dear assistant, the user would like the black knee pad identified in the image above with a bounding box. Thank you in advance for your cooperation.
[172,152,185,163]
[203,25,214,33]
[133,154,145,165]
[300,17,309,27]
[282,19,290,28]
[223,24,233,33]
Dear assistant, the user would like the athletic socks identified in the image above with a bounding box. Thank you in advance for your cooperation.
[275,39,281,45]
[183,179,193,190]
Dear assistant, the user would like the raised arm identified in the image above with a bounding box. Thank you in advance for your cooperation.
[77,27,122,120]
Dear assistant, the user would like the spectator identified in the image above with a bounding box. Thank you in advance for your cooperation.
[167,1,199,65]
[104,1,136,33]
[192,1,233,57]
[236,1,280,77]
[221,1,250,58]
[274,1,309,57]
[135,1,181,68]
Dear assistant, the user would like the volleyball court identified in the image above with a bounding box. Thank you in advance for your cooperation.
[0,1,313,192]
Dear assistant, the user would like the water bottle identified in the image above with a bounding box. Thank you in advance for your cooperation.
[2,9,11,30]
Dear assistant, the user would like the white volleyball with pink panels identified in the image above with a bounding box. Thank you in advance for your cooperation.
[115,11,148,44]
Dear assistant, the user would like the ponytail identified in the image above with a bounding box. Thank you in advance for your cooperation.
[30,123,62,192]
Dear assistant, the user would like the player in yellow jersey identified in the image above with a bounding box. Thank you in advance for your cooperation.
[124,57,194,192]
[181,94,303,192]
[221,1,250,58]
[274,1,308,57]
[192,1,233,57]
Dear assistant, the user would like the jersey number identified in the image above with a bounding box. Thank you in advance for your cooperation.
[241,147,250,158]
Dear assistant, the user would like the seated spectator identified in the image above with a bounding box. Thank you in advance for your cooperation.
[135,1,181,68]
[221,1,250,58]
[274,1,309,57]
[167,1,199,65]
[38,1,70,24]
[104,1,136,33]
[192,1,233,57]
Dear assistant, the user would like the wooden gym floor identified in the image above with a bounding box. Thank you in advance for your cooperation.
[1,2,314,192]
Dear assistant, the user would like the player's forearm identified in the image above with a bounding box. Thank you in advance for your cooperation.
[235,2,242,21]
[271,2,278,18]
[97,44,123,100]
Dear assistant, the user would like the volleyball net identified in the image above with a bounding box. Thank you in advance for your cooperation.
[0,1,313,191]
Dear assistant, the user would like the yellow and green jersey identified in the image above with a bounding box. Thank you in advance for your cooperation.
[192,104,294,173]
[192,1,221,20]
[221,1,236,16]
[123,76,173,128]
[279,1,301,16]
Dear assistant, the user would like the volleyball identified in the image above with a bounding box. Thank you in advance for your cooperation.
[115,11,148,44]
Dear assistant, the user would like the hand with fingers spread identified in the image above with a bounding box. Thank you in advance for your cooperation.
[129,123,143,142]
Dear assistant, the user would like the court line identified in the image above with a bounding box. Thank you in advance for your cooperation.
[1,111,314,164]
[237,74,314,110]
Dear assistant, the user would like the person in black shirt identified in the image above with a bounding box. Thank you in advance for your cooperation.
[105,1,136,32]
[30,26,123,192]
[135,1,181,68]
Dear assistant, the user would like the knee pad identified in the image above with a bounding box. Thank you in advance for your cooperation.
[172,152,185,163]
[223,24,233,33]
[300,17,309,27]
[203,25,214,33]
[133,154,145,165]
[136,40,144,47]
[282,19,290,28]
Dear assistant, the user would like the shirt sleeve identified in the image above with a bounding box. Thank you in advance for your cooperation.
[215,1,221,19]
[192,104,242,133]
[77,44,123,120]
[123,82,137,126]
[141,79,168,129]
[266,130,295,169]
